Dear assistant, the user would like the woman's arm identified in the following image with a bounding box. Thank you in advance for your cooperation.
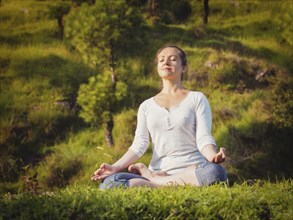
[195,93,226,163]
[201,144,226,163]
[92,149,139,180]
[93,102,150,181]
[195,93,217,153]
[112,149,139,171]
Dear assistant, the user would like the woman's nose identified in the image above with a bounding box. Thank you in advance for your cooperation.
[163,59,170,65]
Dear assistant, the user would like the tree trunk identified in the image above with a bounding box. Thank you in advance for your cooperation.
[203,0,209,25]
[147,0,157,17]
[87,0,95,5]
[57,17,64,40]
[105,46,116,147]
[110,66,117,85]
[105,118,114,147]
[109,43,117,86]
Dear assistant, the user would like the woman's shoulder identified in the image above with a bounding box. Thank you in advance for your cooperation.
[188,91,209,106]
[189,90,207,99]
[140,96,154,105]
[138,96,155,110]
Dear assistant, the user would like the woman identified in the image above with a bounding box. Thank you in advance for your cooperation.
[92,46,227,189]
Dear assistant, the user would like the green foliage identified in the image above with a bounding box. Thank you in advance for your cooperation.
[34,128,114,189]
[0,1,92,183]
[48,2,71,20]
[268,71,293,128]
[144,0,192,24]
[171,0,192,23]
[66,0,146,146]
[65,0,144,67]
[48,1,71,39]
[33,111,152,190]
[77,72,128,125]
[0,0,55,46]
[112,109,137,151]
[0,45,91,157]
[1,181,292,219]
[211,90,293,179]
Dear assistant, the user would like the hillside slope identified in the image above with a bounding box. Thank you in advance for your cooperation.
[0,0,292,192]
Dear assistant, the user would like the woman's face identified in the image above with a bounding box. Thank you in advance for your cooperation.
[157,47,186,81]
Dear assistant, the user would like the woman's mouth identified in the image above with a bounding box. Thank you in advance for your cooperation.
[162,67,172,71]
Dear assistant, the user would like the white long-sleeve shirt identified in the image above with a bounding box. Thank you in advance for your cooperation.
[129,91,216,174]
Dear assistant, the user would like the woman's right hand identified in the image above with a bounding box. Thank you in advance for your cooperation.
[92,163,118,181]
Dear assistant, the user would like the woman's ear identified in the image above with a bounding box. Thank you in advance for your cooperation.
[182,66,187,73]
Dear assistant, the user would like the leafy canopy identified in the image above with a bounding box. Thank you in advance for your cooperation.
[65,0,144,68]
[66,0,143,126]
[77,72,128,125]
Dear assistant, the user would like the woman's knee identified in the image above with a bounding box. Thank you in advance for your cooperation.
[195,163,227,186]
[128,178,157,188]
[99,172,149,189]
[99,173,128,189]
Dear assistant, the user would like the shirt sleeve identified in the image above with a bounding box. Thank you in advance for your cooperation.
[129,102,150,157]
[195,92,217,152]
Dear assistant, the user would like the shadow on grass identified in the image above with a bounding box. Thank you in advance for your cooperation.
[11,54,94,93]
[0,28,55,46]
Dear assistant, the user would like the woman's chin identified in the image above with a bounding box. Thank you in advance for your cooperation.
[159,72,173,77]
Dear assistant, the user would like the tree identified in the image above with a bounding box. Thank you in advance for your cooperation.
[49,2,71,40]
[203,0,209,25]
[147,0,158,17]
[66,0,144,147]
[144,0,192,24]
[77,73,128,146]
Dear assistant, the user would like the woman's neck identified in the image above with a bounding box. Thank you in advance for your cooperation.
[161,80,184,95]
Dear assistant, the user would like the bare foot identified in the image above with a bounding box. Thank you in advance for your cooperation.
[128,163,169,180]
[128,163,142,174]
[128,163,153,179]
[152,170,168,177]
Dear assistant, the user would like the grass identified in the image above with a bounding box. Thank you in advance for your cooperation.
[1,180,292,219]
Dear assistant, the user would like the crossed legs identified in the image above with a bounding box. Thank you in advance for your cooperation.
[128,163,200,187]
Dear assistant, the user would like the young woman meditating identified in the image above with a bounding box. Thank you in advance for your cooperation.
[92,46,227,189]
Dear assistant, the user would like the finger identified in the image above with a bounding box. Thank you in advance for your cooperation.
[92,173,108,181]
[220,147,226,155]
[94,163,107,176]
[100,163,106,169]
[220,148,226,160]
[212,153,219,163]
[213,154,218,163]
[212,157,216,163]
[216,154,221,163]
[92,174,103,181]
[94,168,102,176]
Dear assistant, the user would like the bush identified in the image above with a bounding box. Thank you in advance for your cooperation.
[113,109,137,151]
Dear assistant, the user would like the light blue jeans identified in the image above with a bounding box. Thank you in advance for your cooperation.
[99,172,149,189]
[195,162,227,186]
[99,163,227,189]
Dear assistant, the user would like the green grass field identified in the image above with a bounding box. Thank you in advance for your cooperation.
[1,180,292,219]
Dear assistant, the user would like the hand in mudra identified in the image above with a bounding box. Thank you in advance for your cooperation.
[212,147,226,163]
[92,163,118,181]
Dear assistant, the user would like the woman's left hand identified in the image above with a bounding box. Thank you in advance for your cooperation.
[212,147,226,163]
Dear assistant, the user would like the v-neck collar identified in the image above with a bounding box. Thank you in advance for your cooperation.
[152,91,192,112]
